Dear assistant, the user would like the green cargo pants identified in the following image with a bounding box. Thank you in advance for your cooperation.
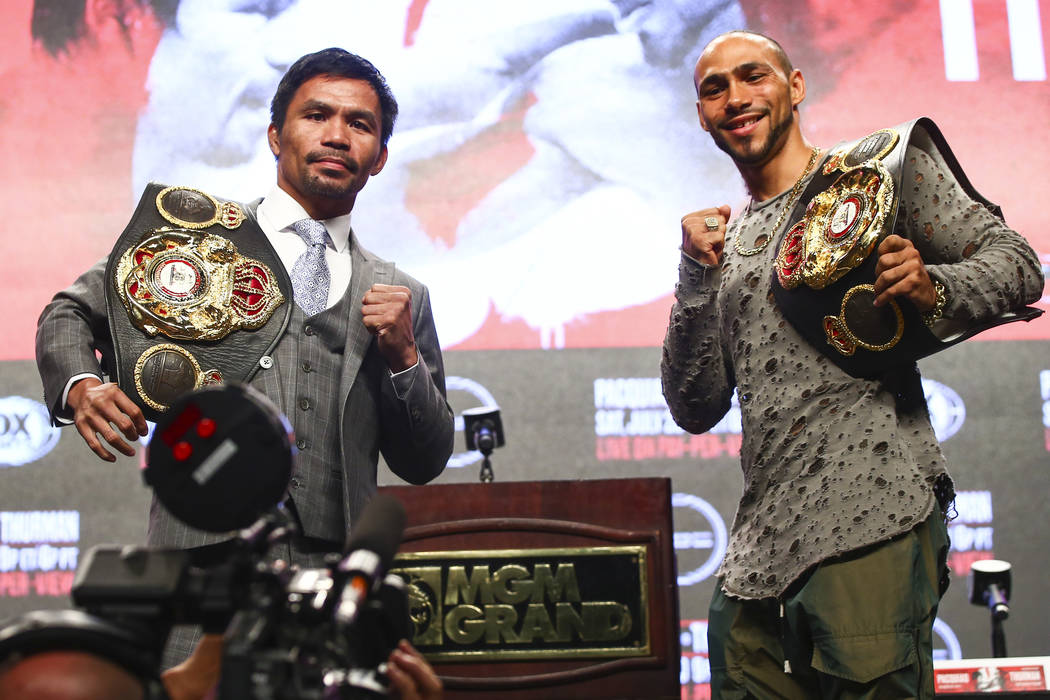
[708,508,950,699]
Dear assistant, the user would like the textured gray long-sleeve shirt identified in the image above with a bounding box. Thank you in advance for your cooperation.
[661,145,1044,599]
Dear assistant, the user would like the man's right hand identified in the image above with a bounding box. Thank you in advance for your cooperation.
[387,639,443,700]
[66,378,148,462]
[681,204,731,266]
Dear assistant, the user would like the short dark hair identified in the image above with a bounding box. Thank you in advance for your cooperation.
[270,48,399,146]
[31,0,178,55]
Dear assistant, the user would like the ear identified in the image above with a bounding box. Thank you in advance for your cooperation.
[370,145,388,176]
[267,123,280,158]
[84,0,118,33]
[696,101,711,133]
[789,69,806,109]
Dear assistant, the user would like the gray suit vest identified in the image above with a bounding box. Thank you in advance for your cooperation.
[254,291,353,542]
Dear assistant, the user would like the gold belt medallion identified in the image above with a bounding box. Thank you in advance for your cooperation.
[134,344,223,411]
[156,186,246,230]
[822,284,904,356]
[114,229,284,341]
[776,160,896,291]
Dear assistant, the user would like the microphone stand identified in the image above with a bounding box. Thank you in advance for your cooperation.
[473,423,496,483]
[987,582,1009,658]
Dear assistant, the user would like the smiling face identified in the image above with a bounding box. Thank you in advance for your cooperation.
[268,74,388,219]
[693,33,804,167]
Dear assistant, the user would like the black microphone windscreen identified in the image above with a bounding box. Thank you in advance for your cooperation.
[342,494,406,570]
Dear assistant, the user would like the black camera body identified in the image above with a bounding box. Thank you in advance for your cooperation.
[65,504,411,698]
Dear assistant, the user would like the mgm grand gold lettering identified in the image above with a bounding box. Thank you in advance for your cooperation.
[391,546,649,662]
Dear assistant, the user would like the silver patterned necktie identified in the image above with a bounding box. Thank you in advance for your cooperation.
[290,218,332,316]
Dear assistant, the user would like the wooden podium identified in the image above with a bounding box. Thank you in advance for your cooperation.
[379,477,680,700]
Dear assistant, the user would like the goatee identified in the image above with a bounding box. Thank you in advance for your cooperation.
[712,110,794,166]
[303,175,354,200]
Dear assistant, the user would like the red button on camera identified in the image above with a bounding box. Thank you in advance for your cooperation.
[196,418,217,439]
[173,441,193,461]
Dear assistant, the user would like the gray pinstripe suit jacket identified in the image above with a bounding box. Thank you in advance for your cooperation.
[36,201,454,550]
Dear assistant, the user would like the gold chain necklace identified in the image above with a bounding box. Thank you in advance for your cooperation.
[734,146,822,256]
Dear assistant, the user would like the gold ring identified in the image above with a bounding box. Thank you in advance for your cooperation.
[704,216,719,231]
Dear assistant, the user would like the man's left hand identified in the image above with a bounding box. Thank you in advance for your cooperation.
[362,283,418,372]
[873,234,936,311]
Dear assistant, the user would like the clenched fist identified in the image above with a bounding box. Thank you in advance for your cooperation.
[681,204,731,266]
[362,283,418,372]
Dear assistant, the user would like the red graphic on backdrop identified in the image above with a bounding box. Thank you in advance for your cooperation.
[1,1,1047,360]
[0,571,73,598]
[936,664,1048,693]
[596,434,741,462]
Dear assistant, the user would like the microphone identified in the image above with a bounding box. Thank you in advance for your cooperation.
[334,494,406,627]
[462,406,504,457]
[475,424,495,452]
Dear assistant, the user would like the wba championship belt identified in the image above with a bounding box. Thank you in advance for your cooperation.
[104,184,291,421]
[771,117,1041,378]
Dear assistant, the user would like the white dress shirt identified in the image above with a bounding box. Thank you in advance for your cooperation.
[256,184,353,309]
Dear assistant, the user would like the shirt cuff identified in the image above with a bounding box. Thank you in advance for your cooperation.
[58,373,103,424]
[677,250,721,295]
[388,352,421,400]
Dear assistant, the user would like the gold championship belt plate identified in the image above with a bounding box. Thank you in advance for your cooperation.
[114,228,283,341]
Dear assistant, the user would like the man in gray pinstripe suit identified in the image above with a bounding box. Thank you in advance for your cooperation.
[36,48,455,669]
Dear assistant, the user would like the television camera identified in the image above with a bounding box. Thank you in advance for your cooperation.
[0,384,411,699]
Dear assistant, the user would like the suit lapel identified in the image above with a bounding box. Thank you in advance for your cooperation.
[339,231,394,406]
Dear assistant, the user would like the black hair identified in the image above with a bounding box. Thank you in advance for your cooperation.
[30,0,178,55]
[270,47,399,147]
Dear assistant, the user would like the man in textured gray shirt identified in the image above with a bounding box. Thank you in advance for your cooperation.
[661,31,1043,698]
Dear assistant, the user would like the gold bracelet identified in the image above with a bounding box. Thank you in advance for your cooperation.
[923,280,947,327]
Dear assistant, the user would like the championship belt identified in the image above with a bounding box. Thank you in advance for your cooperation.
[104,184,291,421]
[771,117,1041,379]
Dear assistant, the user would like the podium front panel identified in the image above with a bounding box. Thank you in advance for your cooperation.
[380,477,680,699]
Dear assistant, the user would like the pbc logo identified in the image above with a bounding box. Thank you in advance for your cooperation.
[934,617,963,661]
[0,397,61,467]
[672,493,728,587]
[922,378,966,443]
